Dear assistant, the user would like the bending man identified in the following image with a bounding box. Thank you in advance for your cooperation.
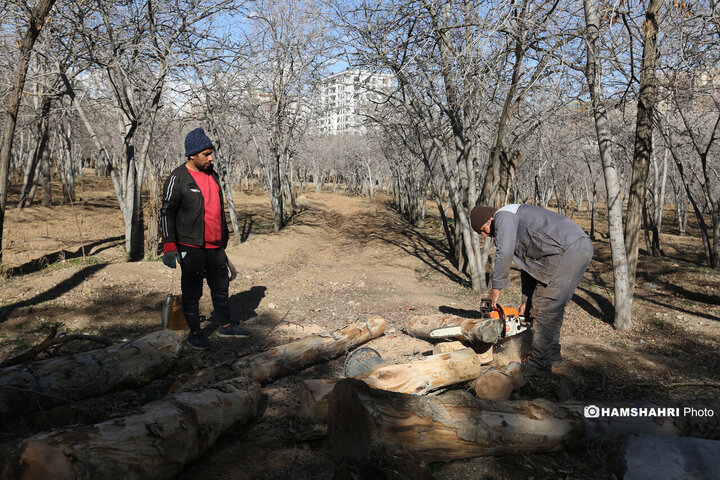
[470,204,593,376]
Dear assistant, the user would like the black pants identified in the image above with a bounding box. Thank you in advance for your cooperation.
[522,237,594,370]
[178,245,230,332]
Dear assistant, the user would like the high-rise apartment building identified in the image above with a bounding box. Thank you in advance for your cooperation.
[316,69,394,135]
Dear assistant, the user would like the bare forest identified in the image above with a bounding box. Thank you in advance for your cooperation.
[0,1,719,479]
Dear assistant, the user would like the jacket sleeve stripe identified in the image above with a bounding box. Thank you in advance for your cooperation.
[164,175,176,202]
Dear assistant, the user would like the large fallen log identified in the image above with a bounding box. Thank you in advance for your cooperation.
[0,330,183,419]
[328,378,720,463]
[355,347,488,395]
[233,315,387,384]
[172,316,388,392]
[299,348,490,422]
[2,376,263,480]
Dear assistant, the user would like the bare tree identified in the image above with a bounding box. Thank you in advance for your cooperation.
[236,0,335,231]
[624,0,663,293]
[583,0,633,330]
[0,0,57,262]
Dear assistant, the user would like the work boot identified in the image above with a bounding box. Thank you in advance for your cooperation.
[187,330,210,350]
[520,361,552,378]
[217,323,252,338]
[551,355,564,368]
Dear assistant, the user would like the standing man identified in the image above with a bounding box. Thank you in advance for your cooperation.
[470,204,593,376]
[161,128,251,349]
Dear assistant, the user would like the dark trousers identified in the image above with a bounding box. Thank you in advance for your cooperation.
[178,245,231,332]
[522,237,593,370]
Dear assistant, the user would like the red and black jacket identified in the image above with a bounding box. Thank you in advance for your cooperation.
[161,164,230,251]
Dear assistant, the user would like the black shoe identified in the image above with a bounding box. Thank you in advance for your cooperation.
[187,331,210,350]
[520,362,552,378]
[217,324,252,338]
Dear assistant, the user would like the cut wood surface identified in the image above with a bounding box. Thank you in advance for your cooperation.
[2,376,263,480]
[355,347,488,395]
[328,379,720,463]
[299,378,337,422]
[0,330,183,419]
[233,315,387,384]
[473,362,526,401]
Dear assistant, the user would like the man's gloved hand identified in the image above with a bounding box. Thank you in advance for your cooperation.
[163,250,179,269]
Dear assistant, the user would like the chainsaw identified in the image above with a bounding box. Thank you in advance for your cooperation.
[429,298,531,344]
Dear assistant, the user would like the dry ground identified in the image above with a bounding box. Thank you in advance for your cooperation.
[0,175,718,479]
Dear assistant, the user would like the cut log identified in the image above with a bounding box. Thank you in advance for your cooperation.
[1,376,263,480]
[0,330,183,419]
[355,347,487,395]
[403,314,465,340]
[404,313,506,344]
[232,315,387,384]
[432,341,465,354]
[172,316,387,392]
[328,378,720,463]
[473,362,526,401]
[299,378,337,422]
[473,369,514,401]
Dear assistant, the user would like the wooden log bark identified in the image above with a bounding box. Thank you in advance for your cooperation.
[232,315,387,384]
[172,316,388,392]
[2,376,263,480]
[0,330,183,419]
[328,379,719,463]
[403,314,464,339]
[404,313,505,344]
[355,347,487,395]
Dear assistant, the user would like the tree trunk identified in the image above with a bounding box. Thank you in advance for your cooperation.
[583,0,633,330]
[355,348,489,395]
[2,376,263,480]
[0,0,58,262]
[625,0,663,293]
[40,151,52,207]
[328,379,719,464]
[172,317,388,392]
[233,316,387,384]
[0,330,183,419]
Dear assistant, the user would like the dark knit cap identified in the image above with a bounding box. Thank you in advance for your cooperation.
[184,128,215,157]
[470,205,496,233]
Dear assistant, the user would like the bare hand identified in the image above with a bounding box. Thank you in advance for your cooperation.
[519,302,526,316]
[489,288,501,308]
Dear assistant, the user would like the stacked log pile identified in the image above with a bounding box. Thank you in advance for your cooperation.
[2,311,717,480]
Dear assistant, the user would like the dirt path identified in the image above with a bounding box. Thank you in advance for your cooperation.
[1,183,719,479]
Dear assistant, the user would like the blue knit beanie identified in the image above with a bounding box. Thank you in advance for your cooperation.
[184,128,215,157]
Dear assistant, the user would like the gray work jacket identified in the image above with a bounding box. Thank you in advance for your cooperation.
[492,204,589,289]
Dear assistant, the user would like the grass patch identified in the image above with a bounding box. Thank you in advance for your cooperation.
[647,314,677,331]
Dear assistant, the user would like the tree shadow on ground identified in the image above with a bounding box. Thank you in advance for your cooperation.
[573,285,615,325]
[0,263,108,323]
[332,206,467,286]
[4,235,123,277]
